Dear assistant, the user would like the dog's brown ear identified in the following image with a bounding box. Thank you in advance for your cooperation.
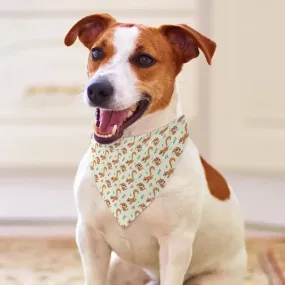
[64,14,117,49]
[159,24,216,65]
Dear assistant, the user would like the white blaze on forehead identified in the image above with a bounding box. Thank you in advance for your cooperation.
[86,26,141,109]
[84,26,141,109]
[113,26,139,61]
[107,26,141,109]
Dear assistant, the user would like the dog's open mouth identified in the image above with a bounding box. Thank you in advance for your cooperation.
[94,97,150,144]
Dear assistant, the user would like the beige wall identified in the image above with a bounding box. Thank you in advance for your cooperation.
[208,0,285,174]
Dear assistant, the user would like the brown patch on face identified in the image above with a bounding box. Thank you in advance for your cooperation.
[200,156,231,201]
[130,26,179,115]
[128,24,216,116]
[87,28,116,76]
[87,23,140,77]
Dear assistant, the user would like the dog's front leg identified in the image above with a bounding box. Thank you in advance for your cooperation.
[159,233,194,285]
[76,222,111,285]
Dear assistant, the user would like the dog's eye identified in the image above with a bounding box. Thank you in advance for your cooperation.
[91,47,104,61]
[131,53,156,68]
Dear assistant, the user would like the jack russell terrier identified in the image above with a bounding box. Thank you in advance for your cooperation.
[64,13,247,285]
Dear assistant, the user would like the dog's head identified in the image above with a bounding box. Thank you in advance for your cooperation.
[65,14,216,143]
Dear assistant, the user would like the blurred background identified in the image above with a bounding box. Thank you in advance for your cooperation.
[0,0,284,284]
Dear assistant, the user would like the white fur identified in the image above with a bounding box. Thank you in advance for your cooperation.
[124,88,181,137]
[75,27,247,285]
[84,26,141,110]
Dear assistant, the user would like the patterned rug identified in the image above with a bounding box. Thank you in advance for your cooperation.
[0,238,284,285]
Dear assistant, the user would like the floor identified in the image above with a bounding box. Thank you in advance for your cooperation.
[0,237,284,285]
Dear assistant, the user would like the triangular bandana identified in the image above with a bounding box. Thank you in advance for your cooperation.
[90,115,189,228]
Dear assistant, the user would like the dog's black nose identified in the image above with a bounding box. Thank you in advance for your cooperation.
[87,80,114,105]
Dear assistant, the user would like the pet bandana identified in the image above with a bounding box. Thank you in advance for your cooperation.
[90,115,189,228]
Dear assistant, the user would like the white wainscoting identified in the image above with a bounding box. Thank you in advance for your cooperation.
[0,170,77,221]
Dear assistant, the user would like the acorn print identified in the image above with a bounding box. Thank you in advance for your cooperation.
[170,126,178,135]
[157,178,166,188]
[121,202,128,211]
[120,165,127,172]
[120,183,127,191]
[137,183,146,191]
[105,180,112,188]
[152,138,159,145]
[136,145,143,152]
[90,115,188,228]
[153,157,162,166]
[172,147,182,157]
[135,163,143,171]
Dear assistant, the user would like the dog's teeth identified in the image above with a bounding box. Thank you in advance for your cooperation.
[95,126,117,139]
[127,110,133,118]
[130,105,137,112]
[95,132,103,138]
[94,131,114,138]
[112,125,117,136]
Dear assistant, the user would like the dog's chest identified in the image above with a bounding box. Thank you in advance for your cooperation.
[74,140,206,266]
[75,150,158,264]
[87,189,162,267]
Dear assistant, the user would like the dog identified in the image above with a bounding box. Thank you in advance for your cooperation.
[64,13,247,285]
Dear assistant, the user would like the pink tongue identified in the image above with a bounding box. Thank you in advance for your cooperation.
[99,109,129,135]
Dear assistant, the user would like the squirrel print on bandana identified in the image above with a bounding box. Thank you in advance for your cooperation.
[90,115,189,228]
